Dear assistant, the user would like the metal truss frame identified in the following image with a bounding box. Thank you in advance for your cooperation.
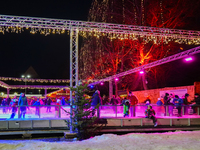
[0,80,67,89]
[90,46,200,85]
[0,14,200,133]
[69,28,79,133]
[0,14,199,39]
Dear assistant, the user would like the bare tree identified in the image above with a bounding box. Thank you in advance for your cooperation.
[79,0,200,92]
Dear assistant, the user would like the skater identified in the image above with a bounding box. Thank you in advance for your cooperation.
[122,99,130,117]
[91,90,101,116]
[145,105,157,127]
[18,93,28,119]
[1,98,7,114]
[46,97,52,112]
[33,99,41,116]
[10,98,17,119]
[55,99,61,118]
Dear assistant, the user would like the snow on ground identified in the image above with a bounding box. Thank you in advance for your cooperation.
[1,131,200,150]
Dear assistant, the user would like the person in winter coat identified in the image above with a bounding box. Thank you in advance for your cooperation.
[10,98,18,119]
[163,93,170,116]
[1,98,7,114]
[191,93,200,113]
[128,91,138,106]
[156,98,163,106]
[91,90,101,116]
[33,99,41,116]
[183,93,189,105]
[18,93,28,119]
[55,99,61,118]
[173,95,183,117]
[122,99,130,117]
[144,96,151,105]
[46,98,52,112]
[145,105,157,127]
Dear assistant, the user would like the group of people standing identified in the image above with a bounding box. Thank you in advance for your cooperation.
[163,93,200,117]
[0,93,66,119]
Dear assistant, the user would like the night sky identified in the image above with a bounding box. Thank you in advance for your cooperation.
[0,0,200,89]
[0,0,93,79]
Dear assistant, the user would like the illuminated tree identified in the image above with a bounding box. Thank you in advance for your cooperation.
[79,0,200,92]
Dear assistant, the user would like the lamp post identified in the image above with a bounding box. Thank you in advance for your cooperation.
[21,75,31,94]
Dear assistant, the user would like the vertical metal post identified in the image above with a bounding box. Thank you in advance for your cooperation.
[18,106,20,118]
[115,105,117,118]
[97,107,100,118]
[59,105,61,118]
[38,106,40,118]
[70,28,79,133]
[7,88,10,97]
[166,106,169,116]
[45,88,47,96]
[109,80,113,102]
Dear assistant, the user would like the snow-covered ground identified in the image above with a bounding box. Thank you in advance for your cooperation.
[0,131,200,150]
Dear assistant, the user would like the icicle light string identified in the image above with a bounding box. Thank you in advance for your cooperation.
[0,77,98,83]
[0,21,200,44]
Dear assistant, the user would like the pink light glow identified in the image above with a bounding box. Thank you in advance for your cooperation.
[100,82,104,85]
[185,57,192,61]
[139,71,144,74]
[115,78,119,81]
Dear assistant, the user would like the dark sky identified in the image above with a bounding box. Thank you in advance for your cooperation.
[0,0,200,88]
[0,0,93,79]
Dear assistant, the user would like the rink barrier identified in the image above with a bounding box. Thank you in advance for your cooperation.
[0,104,200,120]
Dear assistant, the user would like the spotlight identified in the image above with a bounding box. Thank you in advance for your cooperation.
[90,85,94,88]
[115,78,119,81]
[100,82,104,85]
[139,70,144,74]
[185,57,192,61]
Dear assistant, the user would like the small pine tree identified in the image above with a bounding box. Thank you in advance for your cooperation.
[65,84,102,140]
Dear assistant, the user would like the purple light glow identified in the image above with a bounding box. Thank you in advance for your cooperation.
[185,57,192,61]
[115,78,119,81]
[100,82,104,85]
[139,71,144,74]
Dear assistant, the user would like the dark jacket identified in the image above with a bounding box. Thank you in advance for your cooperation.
[145,109,156,118]
[91,93,101,106]
[164,96,170,105]
[1,100,7,106]
[183,97,189,105]
[18,96,28,106]
[194,96,200,105]
[47,99,52,105]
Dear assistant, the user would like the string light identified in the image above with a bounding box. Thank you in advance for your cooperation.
[0,22,199,45]
[0,76,98,83]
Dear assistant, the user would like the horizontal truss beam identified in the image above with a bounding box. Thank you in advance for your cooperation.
[90,46,200,85]
[0,15,199,39]
[0,81,68,89]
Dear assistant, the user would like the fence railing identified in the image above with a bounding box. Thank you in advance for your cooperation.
[0,104,199,120]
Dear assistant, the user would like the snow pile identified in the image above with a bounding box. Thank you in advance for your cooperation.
[1,131,200,150]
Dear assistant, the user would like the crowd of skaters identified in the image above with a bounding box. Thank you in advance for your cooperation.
[0,93,68,119]
[0,90,200,121]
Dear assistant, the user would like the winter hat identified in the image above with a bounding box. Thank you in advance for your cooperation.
[175,95,179,99]
[185,93,189,97]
